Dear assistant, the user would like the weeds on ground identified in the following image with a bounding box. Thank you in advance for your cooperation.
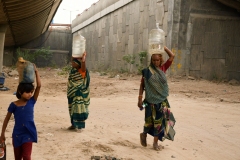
[122,51,147,74]
[57,65,72,75]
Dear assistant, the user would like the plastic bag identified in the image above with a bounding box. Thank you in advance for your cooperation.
[16,57,35,83]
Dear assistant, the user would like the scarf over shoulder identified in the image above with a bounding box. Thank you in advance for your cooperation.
[142,65,168,104]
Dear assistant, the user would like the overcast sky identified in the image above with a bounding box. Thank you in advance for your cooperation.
[53,0,99,24]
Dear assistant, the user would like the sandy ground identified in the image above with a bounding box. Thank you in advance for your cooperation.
[0,67,240,160]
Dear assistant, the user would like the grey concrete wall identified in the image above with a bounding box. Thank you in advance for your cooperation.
[174,0,240,80]
[22,28,72,52]
[72,0,170,73]
[3,28,72,67]
[72,0,240,80]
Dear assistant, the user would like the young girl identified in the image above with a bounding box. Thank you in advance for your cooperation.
[67,52,90,132]
[0,64,41,160]
[138,46,176,151]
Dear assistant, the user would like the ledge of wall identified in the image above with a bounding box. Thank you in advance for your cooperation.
[72,0,134,33]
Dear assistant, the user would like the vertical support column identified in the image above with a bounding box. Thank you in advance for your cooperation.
[0,25,7,73]
[166,0,181,76]
[185,21,193,77]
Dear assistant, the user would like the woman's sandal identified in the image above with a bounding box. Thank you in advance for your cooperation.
[140,133,147,147]
[153,143,164,151]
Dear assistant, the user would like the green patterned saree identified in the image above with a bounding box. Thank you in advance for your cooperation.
[67,68,90,129]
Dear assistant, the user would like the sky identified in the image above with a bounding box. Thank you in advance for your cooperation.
[53,0,99,24]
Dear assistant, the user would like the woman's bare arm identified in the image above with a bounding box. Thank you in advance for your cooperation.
[164,46,175,61]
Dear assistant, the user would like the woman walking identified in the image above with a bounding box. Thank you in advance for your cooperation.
[138,46,176,151]
[67,52,90,132]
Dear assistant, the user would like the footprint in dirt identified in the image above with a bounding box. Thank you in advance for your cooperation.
[111,140,137,149]
[94,144,114,152]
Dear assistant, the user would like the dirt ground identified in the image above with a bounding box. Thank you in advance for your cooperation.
[0,67,240,160]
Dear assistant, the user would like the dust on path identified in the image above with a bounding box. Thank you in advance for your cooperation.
[0,68,240,160]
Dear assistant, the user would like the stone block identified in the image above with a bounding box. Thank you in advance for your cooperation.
[109,43,113,62]
[125,5,130,26]
[105,17,110,36]
[117,42,122,61]
[139,0,144,12]
[117,23,123,42]
[143,28,149,51]
[138,33,143,51]
[200,58,227,80]
[149,0,156,16]
[144,0,149,6]
[155,1,164,25]
[129,1,135,15]
[113,34,117,52]
[134,23,139,44]
[110,13,114,27]
[139,11,144,33]
[190,45,203,71]
[113,16,118,34]
[143,6,149,29]
[148,15,156,31]
[117,8,123,24]
[163,11,168,36]
[129,14,134,35]
[122,12,126,33]
[202,32,226,59]
[227,72,240,81]
[101,28,105,39]
[134,44,139,54]
[104,36,109,59]
[121,33,126,52]
[226,46,240,71]
[134,2,140,24]
[125,26,129,45]
[109,26,114,42]
[163,0,168,11]
[128,35,134,54]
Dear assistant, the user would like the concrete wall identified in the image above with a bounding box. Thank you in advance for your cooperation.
[172,0,240,80]
[72,0,240,80]
[22,27,72,53]
[72,0,170,73]
[3,28,72,67]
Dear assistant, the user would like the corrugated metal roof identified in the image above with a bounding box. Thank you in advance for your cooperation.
[0,0,62,47]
